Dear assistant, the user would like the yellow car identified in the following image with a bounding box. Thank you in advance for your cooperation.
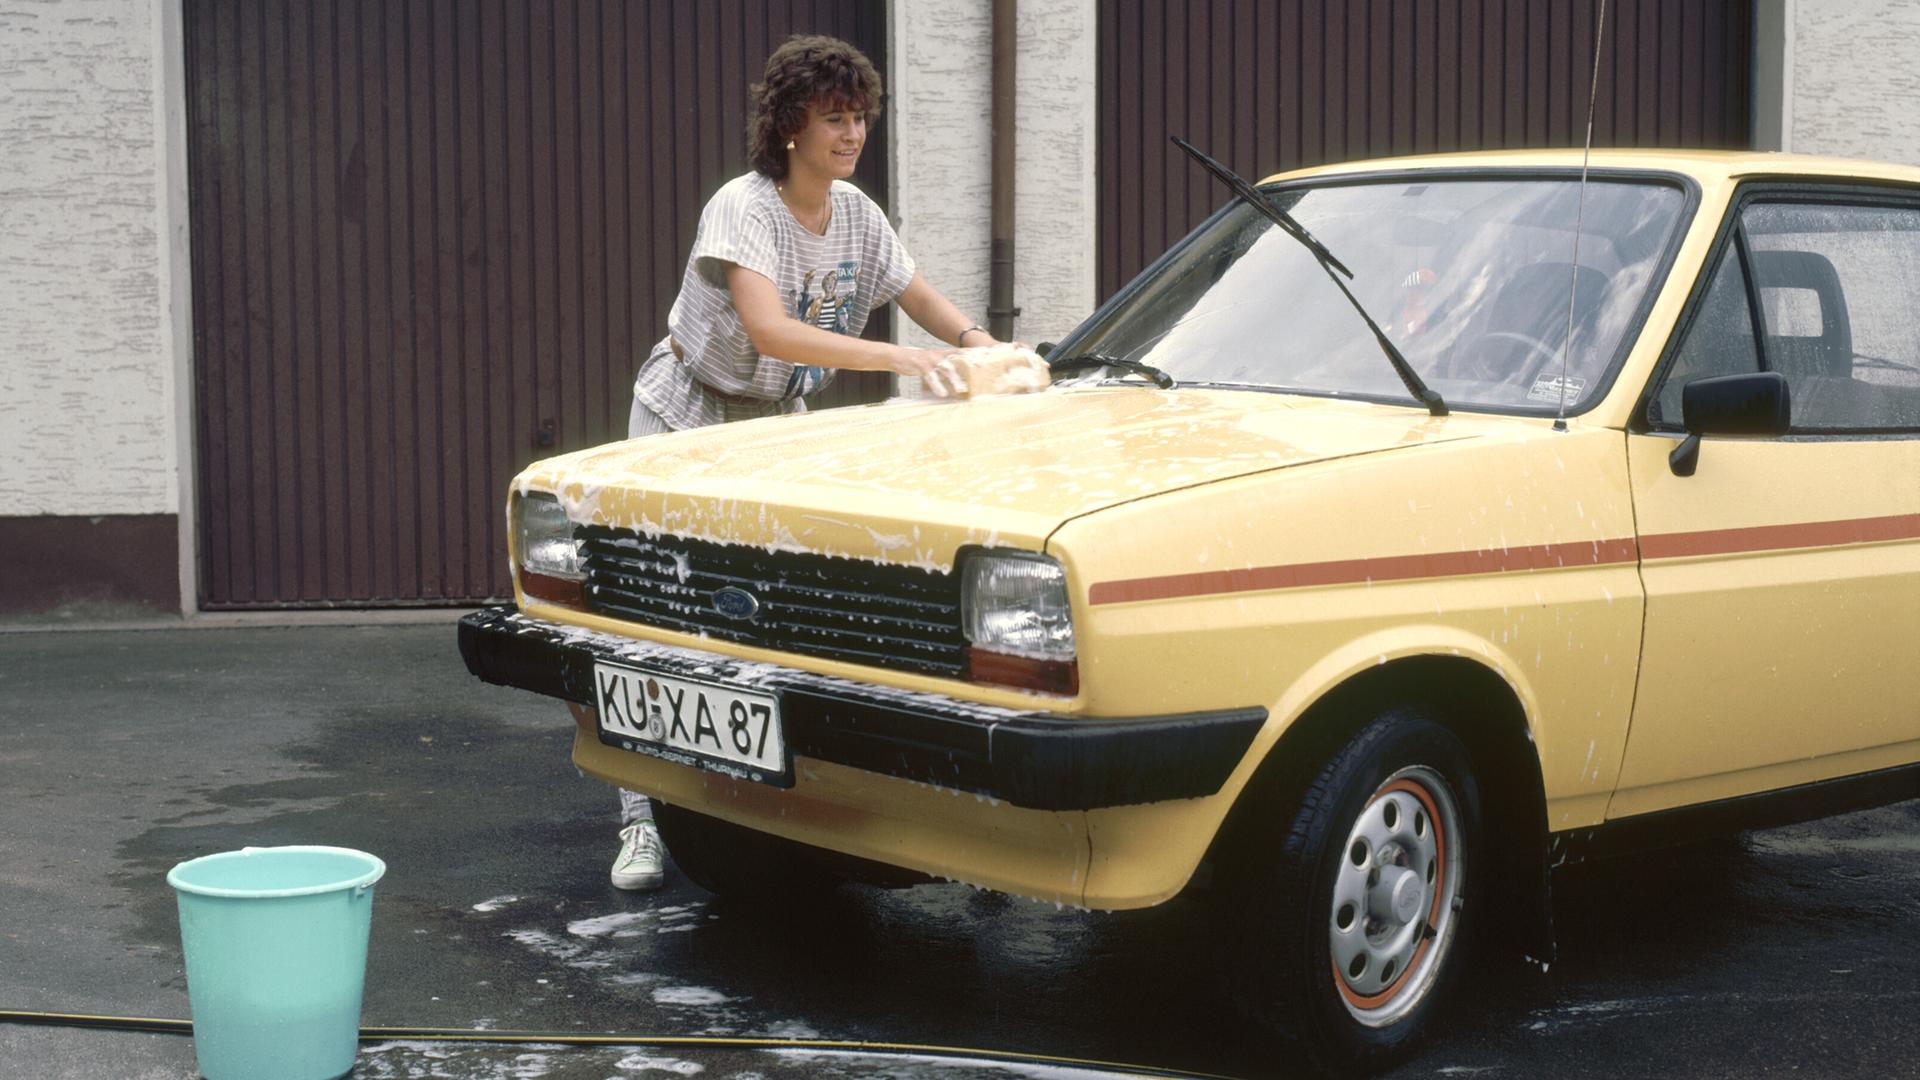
[460,149,1920,1071]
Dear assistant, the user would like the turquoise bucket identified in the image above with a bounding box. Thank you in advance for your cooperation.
[168,846,385,1080]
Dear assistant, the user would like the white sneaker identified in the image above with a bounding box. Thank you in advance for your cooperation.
[611,820,666,891]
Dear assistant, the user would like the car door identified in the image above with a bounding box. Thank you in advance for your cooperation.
[1613,185,1920,819]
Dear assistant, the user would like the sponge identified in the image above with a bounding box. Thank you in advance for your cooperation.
[940,344,1051,399]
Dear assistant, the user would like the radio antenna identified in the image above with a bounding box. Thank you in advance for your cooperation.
[1554,0,1609,433]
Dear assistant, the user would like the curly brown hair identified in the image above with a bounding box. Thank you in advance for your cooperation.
[747,34,883,182]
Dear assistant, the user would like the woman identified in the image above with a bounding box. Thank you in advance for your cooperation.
[613,33,1010,890]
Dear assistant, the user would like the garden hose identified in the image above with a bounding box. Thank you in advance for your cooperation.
[0,1008,1244,1079]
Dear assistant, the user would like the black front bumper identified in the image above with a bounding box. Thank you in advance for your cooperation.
[458,605,1265,811]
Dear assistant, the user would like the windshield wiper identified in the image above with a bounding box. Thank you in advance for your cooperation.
[1049,353,1176,389]
[1170,135,1447,417]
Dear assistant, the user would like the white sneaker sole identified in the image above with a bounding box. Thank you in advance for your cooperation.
[611,867,665,891]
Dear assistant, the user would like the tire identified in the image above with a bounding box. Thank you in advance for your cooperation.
[1219,709,1482,1075]
[652,800,839,899]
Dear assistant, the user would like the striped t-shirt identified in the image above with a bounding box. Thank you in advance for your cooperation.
[632,172,916,430]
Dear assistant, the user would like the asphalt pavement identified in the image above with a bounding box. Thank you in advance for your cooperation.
[2,620,1918,1080]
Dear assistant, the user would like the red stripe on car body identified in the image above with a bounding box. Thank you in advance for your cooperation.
[1636,512,1920,560]
[1086,538,1641,605]
[1086,512,1920,606]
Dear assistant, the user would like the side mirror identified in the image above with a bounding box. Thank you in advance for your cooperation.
[1036,341,1056,358]
[1669,372,1792,476]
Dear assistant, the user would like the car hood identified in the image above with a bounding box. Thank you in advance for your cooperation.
[520,386,1486,569]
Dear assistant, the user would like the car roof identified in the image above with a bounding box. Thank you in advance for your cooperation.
[1261,148,1920,188]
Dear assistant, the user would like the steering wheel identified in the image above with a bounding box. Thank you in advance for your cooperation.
[1448,330,1561,384]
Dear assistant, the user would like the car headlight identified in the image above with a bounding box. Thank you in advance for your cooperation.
[514,492,585,607]
[961,550,1078,695]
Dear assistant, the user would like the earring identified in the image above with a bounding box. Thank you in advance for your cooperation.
[786,140,796,150]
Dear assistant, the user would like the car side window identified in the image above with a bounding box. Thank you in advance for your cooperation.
[1650,249,1759,428]
[1653,198,1920,433]
[1743,201,1920,432]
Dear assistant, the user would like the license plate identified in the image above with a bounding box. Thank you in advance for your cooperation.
[592,661,790,786]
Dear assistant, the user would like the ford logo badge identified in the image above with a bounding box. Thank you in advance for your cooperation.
[712,586,761,621]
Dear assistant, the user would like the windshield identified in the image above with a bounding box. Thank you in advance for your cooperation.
[1064,175,1688,412]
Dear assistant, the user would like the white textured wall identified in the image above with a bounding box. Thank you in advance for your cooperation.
[1010,0,1098,346]
[888,0,1097,354]
[1787,0,1920,164]
[0,0,173,515]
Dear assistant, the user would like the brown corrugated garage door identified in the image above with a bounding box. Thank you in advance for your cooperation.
[185,0,890,608]
[1099,0,1754,298]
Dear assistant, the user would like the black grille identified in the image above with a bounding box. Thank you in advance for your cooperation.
[577,527,966,677]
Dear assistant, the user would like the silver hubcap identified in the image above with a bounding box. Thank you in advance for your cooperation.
[1328,765,1463,1027]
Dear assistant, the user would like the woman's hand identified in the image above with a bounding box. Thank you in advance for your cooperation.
[898,342,1053,400]
[888,345,968,398]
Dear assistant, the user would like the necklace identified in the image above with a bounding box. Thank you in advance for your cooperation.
[778,184,831,234]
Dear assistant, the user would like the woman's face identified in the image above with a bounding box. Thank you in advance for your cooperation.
[787,100,867,182]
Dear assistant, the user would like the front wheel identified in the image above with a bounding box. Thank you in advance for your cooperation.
[1221,710,1482,1074]
[1327,761,1465,1028]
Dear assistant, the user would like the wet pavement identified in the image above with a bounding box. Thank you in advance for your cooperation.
[2,622,1918,1080]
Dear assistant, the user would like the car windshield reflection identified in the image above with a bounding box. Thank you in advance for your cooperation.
[1065,175,1689,413]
